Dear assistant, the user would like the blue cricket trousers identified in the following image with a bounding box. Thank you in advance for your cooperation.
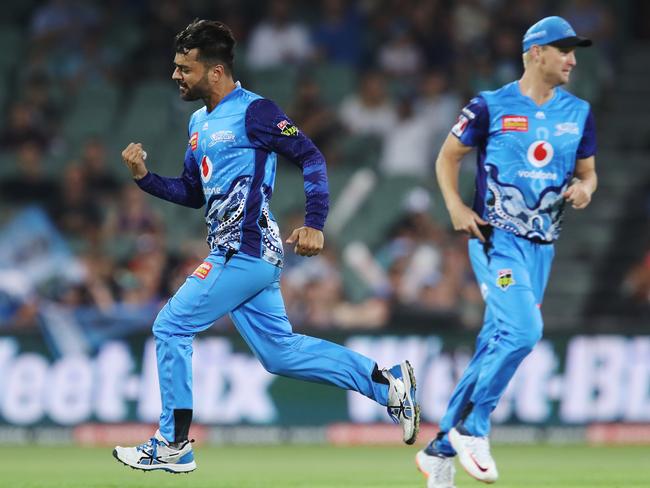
[436,228,554,455]
[152,251,389,442]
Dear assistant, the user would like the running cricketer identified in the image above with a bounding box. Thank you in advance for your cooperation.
[112,19,419,473]
[416,16,597,487]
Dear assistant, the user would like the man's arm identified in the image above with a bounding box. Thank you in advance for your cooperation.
[436,134,488,241]
[564,108,597,209]
[246,98,328,256]
[122,143,205,209]
[437,95,490,241]
[564,156,597,209]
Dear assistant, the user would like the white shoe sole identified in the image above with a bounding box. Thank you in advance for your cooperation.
[401,360,420,445]
[112,448,196,473]
[448,428,497,483]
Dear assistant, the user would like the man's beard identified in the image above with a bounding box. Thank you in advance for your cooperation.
[178,84,202,101]
[178,77,209,101]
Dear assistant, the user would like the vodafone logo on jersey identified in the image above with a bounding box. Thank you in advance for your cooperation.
[527,140,554,168]
[200,155,213,182]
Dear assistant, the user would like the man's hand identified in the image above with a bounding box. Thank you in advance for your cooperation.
[285,226,324,257]
[563,179,593,209]
[122,142,149,180]
[448,201,488,242]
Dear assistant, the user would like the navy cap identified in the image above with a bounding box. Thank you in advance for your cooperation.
[522,16,592,53]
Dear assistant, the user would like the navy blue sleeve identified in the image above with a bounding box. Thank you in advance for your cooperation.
[245,98,329,231]
[135,146,205,209]
[450,96,490,147]
[577,108,596,159]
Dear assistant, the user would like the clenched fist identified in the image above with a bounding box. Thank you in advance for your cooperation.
[122,142,149,180]
[285,226,324,257]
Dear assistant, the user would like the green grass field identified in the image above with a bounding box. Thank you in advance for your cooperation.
[1,444,648,487]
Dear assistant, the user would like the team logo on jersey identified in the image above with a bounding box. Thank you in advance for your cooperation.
[502,115,528,132]
[202,122,209,131]
[192,261,213,280]
[189,132,199,151]
[208,130,236,147]
[535,111,546,120]
[200,155,213,182]
[496,269,515,291]
[527,140,554,167]
[277,119,298,136]
[554,122,579,136]
[451,114,469,137]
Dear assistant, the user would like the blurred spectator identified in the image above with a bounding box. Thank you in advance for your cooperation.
[416,70,460,153]
[0,142,59,207]
[450,0,490,51]
[622,250,650,306]
[21,73,61,135]
[492,30,521,86]
[0,0,620,335]
[377,25,425,77]
[562,0,614,48]
[246,0,314,69]
[378,92,436,177]
[128,0,191,80]
[0,102,51,151]
[410,1,455,70]
[339,71,397,136]
[312,0,363,66]
[30,0,101,50]
[467,51,499,93]
[287,76,342,162]
[102,184,164,258]
[78,137,121,202]
[283,247,389,329]
[58,31,120,91]
[115,245,168,306]
[50,163,103,242]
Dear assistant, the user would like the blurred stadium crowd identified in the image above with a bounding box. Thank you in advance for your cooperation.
[0,0,636,338]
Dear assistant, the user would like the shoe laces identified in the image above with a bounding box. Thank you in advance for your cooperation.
[136,437,159,453]
[387,385,414,423]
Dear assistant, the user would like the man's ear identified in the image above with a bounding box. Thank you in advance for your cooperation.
[209,64,225,83]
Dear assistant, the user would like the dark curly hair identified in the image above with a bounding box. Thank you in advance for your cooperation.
[174,19,236,74]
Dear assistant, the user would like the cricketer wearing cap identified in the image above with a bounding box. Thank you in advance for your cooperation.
[112,19,419,474]
[416,16,597,487]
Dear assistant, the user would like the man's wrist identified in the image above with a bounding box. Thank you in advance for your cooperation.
[133,170,149,181]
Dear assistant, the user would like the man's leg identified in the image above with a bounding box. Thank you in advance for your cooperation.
[430,238,496,456]
[448,233,552,483]
[433,307,496,456]
[462,242,546,437]
[153,253,277,443]
[230,274,420,444]
[114,252,277,472]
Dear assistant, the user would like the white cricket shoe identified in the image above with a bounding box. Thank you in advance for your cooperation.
[383,360,420,444]
[415,449,456,488]
[448,427,498,483]
[113,430,196,473]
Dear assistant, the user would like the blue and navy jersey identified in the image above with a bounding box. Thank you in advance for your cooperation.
[452,81,596,242]
[136,83,329,267]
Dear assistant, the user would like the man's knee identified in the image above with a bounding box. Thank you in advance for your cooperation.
[255,335,301,376]
[513,326,542,356]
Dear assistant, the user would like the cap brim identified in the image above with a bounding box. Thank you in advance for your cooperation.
[548,36,592,48]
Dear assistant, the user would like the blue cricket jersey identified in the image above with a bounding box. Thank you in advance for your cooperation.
[452,81,596,242]
[135,82,329,267]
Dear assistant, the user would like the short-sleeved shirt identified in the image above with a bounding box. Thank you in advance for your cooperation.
[451,81,596,242]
